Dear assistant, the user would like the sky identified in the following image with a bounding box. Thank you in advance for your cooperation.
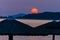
[0,0,60,16]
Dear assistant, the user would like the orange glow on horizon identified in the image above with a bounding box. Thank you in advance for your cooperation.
[31,8,39,14]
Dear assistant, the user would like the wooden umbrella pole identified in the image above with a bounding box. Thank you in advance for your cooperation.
[52,35,55,40]
[9,35,13,40]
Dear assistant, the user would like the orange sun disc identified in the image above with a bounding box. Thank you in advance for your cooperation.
[31,8,39,14]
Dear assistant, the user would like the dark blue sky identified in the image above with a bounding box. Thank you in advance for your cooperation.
[0,0,60,16]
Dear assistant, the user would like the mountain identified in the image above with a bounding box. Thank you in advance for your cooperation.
[0,16,7,18]
[21,12,60,20]
[11,13,27,18]
[0,13,27,19]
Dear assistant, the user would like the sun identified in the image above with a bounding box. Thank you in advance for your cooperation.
[31,8,39,14]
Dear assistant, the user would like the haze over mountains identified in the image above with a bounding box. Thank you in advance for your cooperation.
[21,12,60,20]
[0,13,26,18]
[11,13,27,17]
[0,12,60,20]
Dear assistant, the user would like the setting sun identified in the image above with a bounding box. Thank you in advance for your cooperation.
[31,8,39,14]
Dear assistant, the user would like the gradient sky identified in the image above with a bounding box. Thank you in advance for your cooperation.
[0,0,60,16]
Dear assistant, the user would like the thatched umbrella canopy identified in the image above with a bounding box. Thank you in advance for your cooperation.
[35,21,60,35]
[36,21,60,40]
[0,19,34,40]
[0,19,33,35]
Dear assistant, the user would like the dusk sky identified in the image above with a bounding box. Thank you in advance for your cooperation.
[0,0,60,16]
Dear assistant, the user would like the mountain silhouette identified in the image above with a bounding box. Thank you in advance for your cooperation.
[0,19,33,35]
[11,13,27,18]
[22,12,60,20]
[36,21,60,35]
[0,16,7,18]
[0,13,26,18]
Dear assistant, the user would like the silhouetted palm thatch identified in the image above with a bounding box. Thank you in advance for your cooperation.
[0,20,33,35]
[36,21,60,35]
